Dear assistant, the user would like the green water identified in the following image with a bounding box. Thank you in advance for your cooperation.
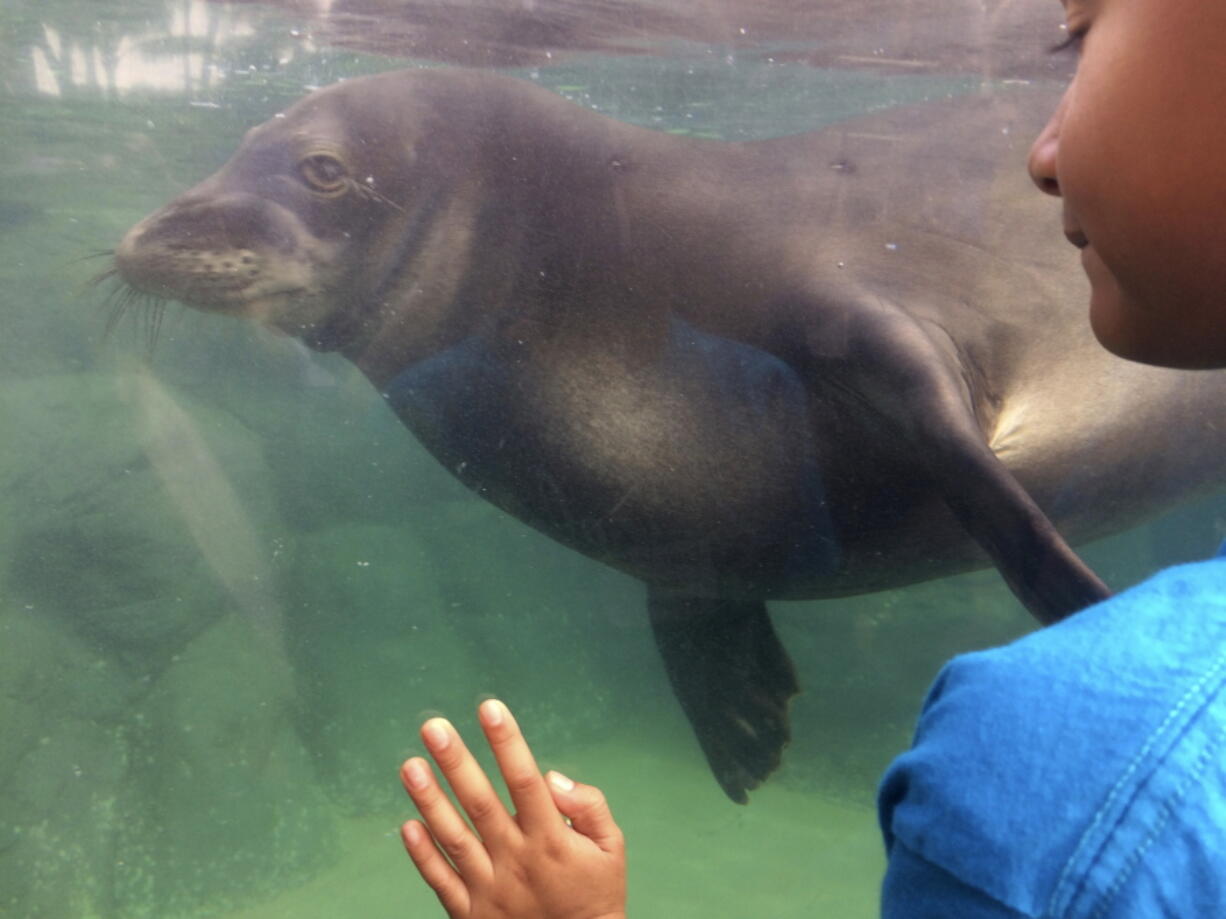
[3,2,1225,917]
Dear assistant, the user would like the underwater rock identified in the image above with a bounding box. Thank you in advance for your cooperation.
[0,199,41,233]
[0,371,336,917]
[1,371,282,670]
[145,329,471,533]
[0,607,133,919]
[0,604,335,918]
[115,612,335,915]
[288,522,469,812]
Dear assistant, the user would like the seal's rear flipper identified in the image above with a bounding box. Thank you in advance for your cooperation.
[647,591,798,804]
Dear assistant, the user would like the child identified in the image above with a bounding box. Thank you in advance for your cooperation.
[399,0,1226,914]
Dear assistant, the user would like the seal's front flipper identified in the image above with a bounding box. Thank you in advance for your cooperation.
[833,304,1111,623]
[647,591,798,804]
[937,448,1111,621]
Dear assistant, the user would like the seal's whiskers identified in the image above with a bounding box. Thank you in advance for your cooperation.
[351,178,406,214]
[95,269,171,358]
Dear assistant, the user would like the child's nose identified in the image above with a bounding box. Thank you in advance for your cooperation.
[1028,97,1066,197]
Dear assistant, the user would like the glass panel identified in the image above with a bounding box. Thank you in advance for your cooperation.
[2,2,1223,917]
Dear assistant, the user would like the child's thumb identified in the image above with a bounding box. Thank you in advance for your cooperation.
[546,771,624,854]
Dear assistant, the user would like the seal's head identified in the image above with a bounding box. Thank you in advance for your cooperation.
[113,70,515,366]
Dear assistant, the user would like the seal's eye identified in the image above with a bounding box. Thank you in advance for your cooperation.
[298,153,349,195]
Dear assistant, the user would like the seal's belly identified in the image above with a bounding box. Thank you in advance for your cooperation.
[382,320,838,594]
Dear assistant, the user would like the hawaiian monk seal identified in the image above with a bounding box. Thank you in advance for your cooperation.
[112,69,1226,802]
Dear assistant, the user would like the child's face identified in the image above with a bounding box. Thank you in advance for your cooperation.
[1028,0,1226,369]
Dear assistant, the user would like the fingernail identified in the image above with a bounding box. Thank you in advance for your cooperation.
[481,699,504,727]
[423,719,451,750]
[548,770,575,792]
[403,821,423,845]
[404,759,429,791]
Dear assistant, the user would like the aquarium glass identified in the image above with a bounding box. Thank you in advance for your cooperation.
[2,2,1224,917]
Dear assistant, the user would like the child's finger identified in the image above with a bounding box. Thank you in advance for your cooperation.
[420,716,519,848]
[399,819,471,918]
[477,699,562,837]
[400,755,493,878]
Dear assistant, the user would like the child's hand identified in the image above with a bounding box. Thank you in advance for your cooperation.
[400,699,627,919]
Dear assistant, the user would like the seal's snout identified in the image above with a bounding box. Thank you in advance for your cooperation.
[131,192,300,255]
[115,191,315,312]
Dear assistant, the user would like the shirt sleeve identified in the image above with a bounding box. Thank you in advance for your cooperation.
[877,554,1226,918]
[882,840,1028,919]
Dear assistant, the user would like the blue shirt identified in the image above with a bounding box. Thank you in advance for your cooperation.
[877,548,1226,917]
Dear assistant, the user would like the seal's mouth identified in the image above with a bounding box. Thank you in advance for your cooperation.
[118,260,303,313]
[111,190,325,311]
[116,230,267,305]
[108,191,352,350]
[112,214,316,320]
[93,259,312,356]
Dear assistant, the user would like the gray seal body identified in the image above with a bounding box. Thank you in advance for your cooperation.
[114,70,1226,801]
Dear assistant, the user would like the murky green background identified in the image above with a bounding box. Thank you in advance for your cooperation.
[2,2,1224,917]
